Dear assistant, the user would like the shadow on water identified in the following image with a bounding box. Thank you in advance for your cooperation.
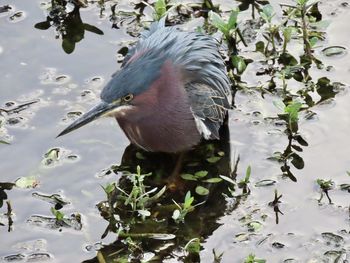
[83,124,239,262]
[34,0,103,54]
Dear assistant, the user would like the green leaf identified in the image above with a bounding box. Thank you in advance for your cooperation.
[185,238,200,254]
[15,176,38,189]
[291,144,303,152]
[310,20,331,30]
[154,0,167,19]
[220,175,235,185]
[285,102,302,123]
[203,178,223,183]
[260,4,274,22]
[231,55,247,74]
[34,21,51,30]
[294,135,308,146]
[195,186,209,196]
[255,41,265,53]
[51,207,64,221]
[309,37,318,47]
[273,100,285,111]
[245,166,251,182]
[83,24,104,35]
[181,174,197,181]
[283,27,293,43]
[227,9,239,30]
[0,140,10,145]
[138,210,151,217]
[291,153,304,169]
[62,39,75,54]
[184,191,194,208]
[206,156,221,163]
[209,11,228,34]
[172,209,180,220]
[103,183,115,194]
[247,221,263,232]
[194,170,208,178]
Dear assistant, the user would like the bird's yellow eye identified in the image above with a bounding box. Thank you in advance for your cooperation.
[123,94,133,102]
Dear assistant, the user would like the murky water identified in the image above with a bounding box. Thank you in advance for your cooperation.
[0,0,349,262]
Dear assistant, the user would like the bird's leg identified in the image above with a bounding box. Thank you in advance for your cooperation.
[166,152,186,192]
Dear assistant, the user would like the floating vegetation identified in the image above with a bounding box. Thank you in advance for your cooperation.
[41,147,79,167]
[27,212,82,231]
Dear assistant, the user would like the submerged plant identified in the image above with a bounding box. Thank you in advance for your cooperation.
[238,165,252,194]
[268,189,283,224]
[270,100,307,181]
[172,191,204,223]
[116,166,166,219]
[316,179,334,204]
[244,253,266,263]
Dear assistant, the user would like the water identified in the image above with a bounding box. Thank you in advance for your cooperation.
[0,0,349,262]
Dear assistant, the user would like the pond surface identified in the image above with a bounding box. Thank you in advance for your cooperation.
[0,0,349,262]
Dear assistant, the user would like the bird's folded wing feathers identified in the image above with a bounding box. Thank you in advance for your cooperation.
[186,82,229,140]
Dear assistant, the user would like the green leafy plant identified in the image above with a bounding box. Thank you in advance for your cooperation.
[316,179,334,204]
[270,101,307,181]
[268,189,284,224]
[209,9,239,40]
[154,0,167,20]
[172,191,204,223]
[181,170,222,196]
[116,166,166,219]
[244,254,266,263]
[238,165,252,194]
[208,9,246,55]
[184,237,201,255]
[51,207,65,221]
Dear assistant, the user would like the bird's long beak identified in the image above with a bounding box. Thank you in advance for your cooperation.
[57,101,117,137]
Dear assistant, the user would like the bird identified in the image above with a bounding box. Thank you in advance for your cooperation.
[57,18,232,153]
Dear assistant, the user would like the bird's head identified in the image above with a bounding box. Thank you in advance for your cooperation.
[57,49,167,137]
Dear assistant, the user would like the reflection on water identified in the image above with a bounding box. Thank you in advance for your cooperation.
[84,125,236,262]
[35,1,103,54]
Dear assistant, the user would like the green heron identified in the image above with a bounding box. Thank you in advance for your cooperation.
[58,19,232,153]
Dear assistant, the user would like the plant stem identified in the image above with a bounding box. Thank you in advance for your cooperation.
[300,5,312,58]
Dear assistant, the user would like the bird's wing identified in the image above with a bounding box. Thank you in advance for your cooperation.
[186,82,229,140]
